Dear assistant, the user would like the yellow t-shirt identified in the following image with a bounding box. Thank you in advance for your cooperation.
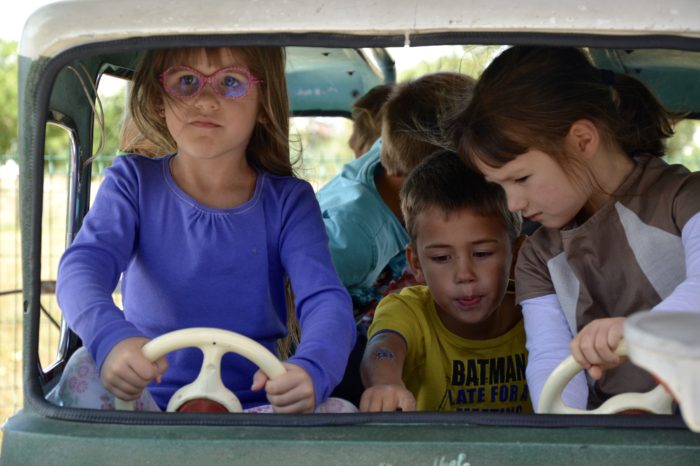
[369,285,533,413]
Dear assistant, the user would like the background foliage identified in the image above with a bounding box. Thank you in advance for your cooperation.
[0,41,18,155]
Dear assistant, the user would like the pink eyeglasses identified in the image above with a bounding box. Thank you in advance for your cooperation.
[159,65,263,100]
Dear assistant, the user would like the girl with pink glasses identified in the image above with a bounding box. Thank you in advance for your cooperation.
[53,47,356,413]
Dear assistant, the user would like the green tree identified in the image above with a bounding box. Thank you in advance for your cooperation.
[0,40,18,154]
[93,87,127,157]
[667,119,700,172]
[0,40,127,161]
[397,45,504,81]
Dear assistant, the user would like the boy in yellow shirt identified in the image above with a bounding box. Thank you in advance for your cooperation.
[360,150,533,413]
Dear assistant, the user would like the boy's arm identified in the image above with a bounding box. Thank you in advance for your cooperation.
[359,331,416,412]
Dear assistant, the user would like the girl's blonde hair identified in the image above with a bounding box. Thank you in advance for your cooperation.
[348,84,395,156]
[130,47,293,176]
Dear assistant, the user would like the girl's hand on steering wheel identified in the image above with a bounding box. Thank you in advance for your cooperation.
[570,317,626,380]
[101,336,169,401]
[251,362,315,413]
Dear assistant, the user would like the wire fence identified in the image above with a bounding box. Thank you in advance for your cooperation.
[0,153,100,432]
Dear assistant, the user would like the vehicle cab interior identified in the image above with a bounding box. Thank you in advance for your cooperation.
[3,0,700,464]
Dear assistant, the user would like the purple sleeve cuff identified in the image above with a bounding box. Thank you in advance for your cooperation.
[88,319,146,371]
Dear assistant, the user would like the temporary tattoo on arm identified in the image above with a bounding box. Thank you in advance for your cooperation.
[374,348,394,360]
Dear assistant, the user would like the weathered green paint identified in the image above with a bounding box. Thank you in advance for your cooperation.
[286,47,389,115]
[3,410,700,466]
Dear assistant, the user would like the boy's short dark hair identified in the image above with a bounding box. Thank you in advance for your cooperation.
[380,72,476,177]
[400,149,521,245]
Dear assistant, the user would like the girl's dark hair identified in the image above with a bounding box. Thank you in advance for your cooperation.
[451,46,679,174]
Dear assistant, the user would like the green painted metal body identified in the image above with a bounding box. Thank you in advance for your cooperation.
[4,410,700,466]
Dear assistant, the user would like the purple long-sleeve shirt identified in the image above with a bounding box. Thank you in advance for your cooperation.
[57,154,355,409]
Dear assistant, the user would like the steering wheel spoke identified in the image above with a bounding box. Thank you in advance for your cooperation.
[117,328,286,412]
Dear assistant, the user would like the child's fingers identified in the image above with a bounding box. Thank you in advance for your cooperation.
[101,365,150,399]
[250,369,269,392]
[377,396,397,412]
[587,365,604,381]
[153,357,169,384]
[359,389,386,412]
[365,390,396,412]
[101,363,147,396]
[589,318,625,367]
[266,380,315,409]
[571,330,595,369]
[269,395,315,414]
[396,392,416,412]
[107,377,145,400]
[579,327,605,366]
[572,318,627,380]
[606,319,625,355]
[265,363,311,395]
[111,362,156,396]
[593,326,619,365]
[359,391,373,412]
[360,386,409,412]
[129,352,163,382]
[264,366,315,413]
[571,328,603,379]
[118,354,166,388]
[266,382,315,413]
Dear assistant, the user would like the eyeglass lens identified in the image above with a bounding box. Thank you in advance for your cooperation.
[163,67,252,99]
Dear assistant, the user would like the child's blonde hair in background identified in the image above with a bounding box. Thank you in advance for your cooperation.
[348,84,395,156]
[381,72,476,177]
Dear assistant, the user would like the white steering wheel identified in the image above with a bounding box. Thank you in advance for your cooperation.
[538,340,674,415]
[115,328,286,412]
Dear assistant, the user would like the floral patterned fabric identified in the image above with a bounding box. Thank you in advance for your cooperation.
[47,347,357,413]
